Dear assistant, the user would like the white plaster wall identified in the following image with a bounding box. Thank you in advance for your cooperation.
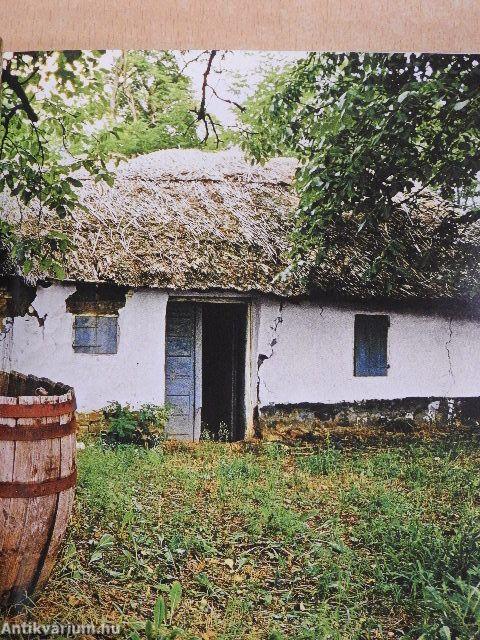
[10,284,168,411]
[8,286,480,414]
[0,317,14,375]
[256,299,480,406]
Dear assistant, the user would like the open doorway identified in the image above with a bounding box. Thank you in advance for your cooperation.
[165,299,248,442]
[202,302,247,441]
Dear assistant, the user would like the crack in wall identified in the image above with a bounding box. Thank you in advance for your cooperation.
[445,316,454,380]
[256,300,285,406]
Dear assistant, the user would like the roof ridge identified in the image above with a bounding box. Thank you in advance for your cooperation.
[83,176,293,186]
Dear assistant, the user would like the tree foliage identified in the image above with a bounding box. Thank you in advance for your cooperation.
[0,50,203,275]
[241,53,480,285]
[0,50,114,276]
[93,51,201,157]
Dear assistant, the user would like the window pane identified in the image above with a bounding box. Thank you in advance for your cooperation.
[354,314,388,376]
[73,315,118,354]
[73,326,97,348]
[96,316,118,354]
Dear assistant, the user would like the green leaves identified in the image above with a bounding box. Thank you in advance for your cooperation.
[168,581,182,619]
[153,595,166,628]
[134,584,183,639]
[89,533,115,563]
[0,219,74,279]
[102,401,170,447]
[1,50,115,275]
[241,52,480,296]
[93,51,202,158]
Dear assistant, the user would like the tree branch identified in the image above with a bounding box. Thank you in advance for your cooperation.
[196,50,217,123]
[210,85,246,112]
[0,104,22,157]
[1,64,39,123]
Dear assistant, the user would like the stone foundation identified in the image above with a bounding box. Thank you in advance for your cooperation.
[259,397,480,441]
[76,411,106,435]
[76,397,480,442]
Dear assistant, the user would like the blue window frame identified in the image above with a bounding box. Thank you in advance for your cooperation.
[354,314,389,377]
[73,315,118,354]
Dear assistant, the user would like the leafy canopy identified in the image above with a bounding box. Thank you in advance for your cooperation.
[89,51,201,157]
[241,53,480,285]
[0,50,203,276]
[0,50,114,277]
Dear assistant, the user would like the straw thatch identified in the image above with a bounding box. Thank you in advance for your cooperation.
[1,148,480,303]
[308,195,480,304]
[2,149,299,294]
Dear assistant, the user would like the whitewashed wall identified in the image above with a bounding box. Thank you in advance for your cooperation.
[9,285,480,414]
[256,298,480,408]
[10,284,168,411]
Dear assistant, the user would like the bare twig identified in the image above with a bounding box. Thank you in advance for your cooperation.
[210,85,246,112]
[197,50,217,123]
[190,51,221,145]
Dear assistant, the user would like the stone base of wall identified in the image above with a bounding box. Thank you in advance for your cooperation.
[76,411,106,436]
[258,397,480,441]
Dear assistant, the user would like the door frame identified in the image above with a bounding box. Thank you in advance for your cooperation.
[193,305,202,441]
[166,293,252,441]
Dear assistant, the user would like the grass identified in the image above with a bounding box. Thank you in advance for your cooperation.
[9,432,480,639]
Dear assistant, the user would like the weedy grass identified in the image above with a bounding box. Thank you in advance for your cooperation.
[9,433,480,639]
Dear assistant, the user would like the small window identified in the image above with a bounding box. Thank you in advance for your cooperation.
[73,315,118,354]
[354,314,389,376]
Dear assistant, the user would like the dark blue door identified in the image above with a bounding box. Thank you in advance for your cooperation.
[165,302,197,439]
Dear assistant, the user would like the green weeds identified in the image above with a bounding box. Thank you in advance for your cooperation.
[20,434,480,639]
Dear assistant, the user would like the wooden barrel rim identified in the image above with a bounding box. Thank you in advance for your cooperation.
[0,399,76,419]
[0,418,77,441]
[0,469,77,499]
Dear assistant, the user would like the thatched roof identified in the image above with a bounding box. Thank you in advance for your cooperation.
[2,148,480,303]
[3,149,299,294]
[308,195,480,305]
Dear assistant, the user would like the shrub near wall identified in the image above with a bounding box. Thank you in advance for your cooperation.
[77,404,170,445]
[101,402,170,447]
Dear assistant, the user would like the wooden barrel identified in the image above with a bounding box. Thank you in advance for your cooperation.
[0,371,76,609]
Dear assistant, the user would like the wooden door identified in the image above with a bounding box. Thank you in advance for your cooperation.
[165,302,201,440]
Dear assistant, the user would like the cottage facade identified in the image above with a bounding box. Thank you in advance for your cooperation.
[2,149,480,439]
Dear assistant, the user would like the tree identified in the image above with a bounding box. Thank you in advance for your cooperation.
[93,51,201,157]
[0,50,204,276]
[0,50,114,276]
[240,53,480,288]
